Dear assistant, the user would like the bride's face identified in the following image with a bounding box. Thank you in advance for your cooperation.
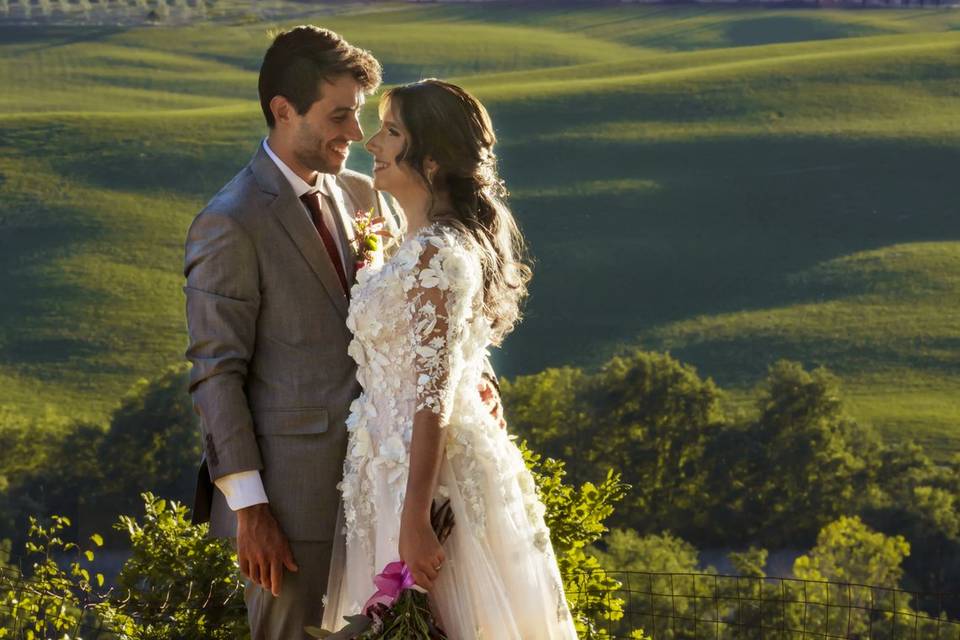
[365,100,425,197]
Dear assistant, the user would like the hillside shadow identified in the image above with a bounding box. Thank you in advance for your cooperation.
[28,118,265,202]
[0,25,129,54]
[489,87,775,143]
[651,333,960,389]
[0,196,113,368]
[721,15,887,47]
[493,130,960,379]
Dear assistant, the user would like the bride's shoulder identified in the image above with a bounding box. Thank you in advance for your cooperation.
[398,222,470,262]
[394,222,479,285]
[418,220,466,246]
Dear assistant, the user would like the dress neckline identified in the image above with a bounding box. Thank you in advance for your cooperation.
[401,220,445,247]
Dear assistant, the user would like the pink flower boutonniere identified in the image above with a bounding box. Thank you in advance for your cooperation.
[351,209,391,271]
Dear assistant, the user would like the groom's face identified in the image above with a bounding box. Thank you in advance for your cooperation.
[291,74,365,174]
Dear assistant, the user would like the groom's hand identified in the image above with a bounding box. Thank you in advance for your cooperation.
[237,503,298,597]
[478,380,506,430]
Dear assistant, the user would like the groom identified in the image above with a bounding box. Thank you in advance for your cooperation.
[183,26,384,639]
[184,26,502,639]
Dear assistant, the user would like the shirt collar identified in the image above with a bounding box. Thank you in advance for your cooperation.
[261,138,329,197]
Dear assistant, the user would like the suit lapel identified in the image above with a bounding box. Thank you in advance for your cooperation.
[250,147,349,319]
[325,173,359,286]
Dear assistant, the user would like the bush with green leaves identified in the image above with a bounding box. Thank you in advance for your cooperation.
[0,495,244,640]
[99,492,247,640]
[517,444,645,638]
[0,515,106,639]
[2,447,638,640]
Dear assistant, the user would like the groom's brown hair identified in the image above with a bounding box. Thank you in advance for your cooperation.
[258,25,382,128]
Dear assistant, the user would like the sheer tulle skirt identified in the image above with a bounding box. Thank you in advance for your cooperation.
[322,425,578,639]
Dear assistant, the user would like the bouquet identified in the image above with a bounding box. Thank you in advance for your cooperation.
[306,499,456,639]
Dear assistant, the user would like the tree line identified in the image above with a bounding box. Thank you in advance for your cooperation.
[0,348,958,635]
[502,351,960,601]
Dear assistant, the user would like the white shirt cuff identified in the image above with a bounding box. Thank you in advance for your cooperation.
[213,470,269,511]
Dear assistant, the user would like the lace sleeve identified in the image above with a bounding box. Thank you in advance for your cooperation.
[404,229,476,425]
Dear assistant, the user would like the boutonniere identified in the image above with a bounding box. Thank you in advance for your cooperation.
[351,209,391,270]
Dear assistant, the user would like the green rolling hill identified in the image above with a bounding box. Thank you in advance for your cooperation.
[0,3,958,458]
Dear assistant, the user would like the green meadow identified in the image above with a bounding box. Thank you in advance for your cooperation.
[1,4,958,457]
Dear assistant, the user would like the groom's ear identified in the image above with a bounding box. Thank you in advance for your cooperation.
[269,95,296,128]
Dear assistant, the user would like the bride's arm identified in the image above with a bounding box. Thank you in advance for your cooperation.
[401,410,446,590]
[399,238,472,590]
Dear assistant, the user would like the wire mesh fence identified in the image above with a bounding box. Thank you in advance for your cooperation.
[566,570,960,639]
[2,563,959,639]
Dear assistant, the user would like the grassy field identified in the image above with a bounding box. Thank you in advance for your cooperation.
[0,3,958,456]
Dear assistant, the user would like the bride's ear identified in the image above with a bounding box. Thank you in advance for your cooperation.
[423,156,439,186]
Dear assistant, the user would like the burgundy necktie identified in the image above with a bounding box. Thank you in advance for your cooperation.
[300,191,349,296]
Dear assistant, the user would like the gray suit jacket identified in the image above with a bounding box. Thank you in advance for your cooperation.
[184,145,399,541]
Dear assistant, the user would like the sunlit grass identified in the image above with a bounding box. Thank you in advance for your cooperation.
[0,3,957,461]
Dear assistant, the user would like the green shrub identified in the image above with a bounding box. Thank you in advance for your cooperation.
[2,448,637,639]
[99,493,247,640]
[0,515,105,639]
[521,443,650,639]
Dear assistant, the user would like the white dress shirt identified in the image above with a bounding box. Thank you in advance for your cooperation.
[213,139,351,511]
[262,138,350,272]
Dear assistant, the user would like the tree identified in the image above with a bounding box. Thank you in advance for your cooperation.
[593,528,700,575]
[504,350,725,539]
[713,361,884,547]
[5,364,200,547]
[861,445,960,595]
[500,366,588,460]
[97,363,200,514]
[584,351,724,536]
[793,516,910,638]
[795,515,909,588]
[592,528,707,640]
[727,546,768,578]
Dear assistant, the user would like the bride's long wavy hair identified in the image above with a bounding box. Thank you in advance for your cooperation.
[381,79,532,345]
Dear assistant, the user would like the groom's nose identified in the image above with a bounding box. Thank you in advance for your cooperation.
[345,113,363,142]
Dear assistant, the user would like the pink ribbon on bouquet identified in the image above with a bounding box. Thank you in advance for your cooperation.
[362,560,417,615]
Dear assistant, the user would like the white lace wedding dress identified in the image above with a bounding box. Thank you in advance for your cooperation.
[321,222,578,639]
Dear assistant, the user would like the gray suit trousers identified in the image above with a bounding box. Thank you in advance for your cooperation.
[241,540,333,640]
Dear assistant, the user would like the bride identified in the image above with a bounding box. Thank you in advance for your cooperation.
[321,79,578,639]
